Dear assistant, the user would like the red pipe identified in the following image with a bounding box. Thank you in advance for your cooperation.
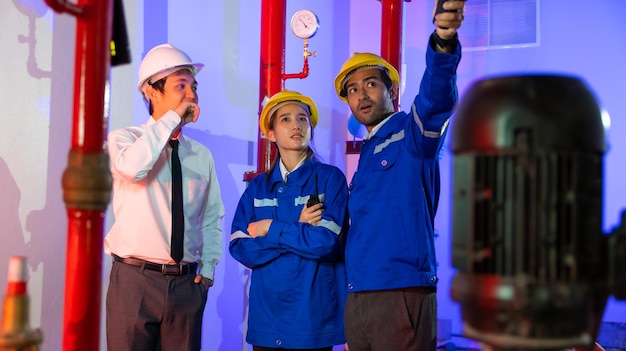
[44,0,83,16]
[282,38,314,81]
[46,0,114,349]
[244,0,286,181]
[282,55,309,80]
[62,209,107,350]
[381,0,405,109]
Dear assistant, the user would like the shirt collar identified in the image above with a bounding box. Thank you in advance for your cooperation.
[363,112,397,140]
[279,154,308,183]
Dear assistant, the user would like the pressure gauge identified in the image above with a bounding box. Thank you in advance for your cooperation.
[290,9,319,39]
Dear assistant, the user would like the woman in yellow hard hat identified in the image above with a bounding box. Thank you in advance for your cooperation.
[229,90,349,350]
[258,90,320,180]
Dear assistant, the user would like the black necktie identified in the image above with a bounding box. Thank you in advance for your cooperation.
[169,139,184,263]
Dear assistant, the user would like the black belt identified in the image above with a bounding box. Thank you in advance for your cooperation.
[113,255,198,276]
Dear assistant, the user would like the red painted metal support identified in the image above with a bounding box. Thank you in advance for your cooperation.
[244,0,286,181]
[381,0,406,109]
[46,0,114,349]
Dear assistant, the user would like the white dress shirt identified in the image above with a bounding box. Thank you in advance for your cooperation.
[104,110,224,279]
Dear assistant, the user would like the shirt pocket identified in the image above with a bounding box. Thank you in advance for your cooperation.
[185,178,209,208]
[368,145,400,201]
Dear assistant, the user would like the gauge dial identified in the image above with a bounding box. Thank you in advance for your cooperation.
[290,9,319,39]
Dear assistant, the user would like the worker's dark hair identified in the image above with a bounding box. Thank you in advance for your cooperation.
[147,77,167,115]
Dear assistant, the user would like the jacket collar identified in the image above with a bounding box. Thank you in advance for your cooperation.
[269,157,317,188]
[365,111,399,139]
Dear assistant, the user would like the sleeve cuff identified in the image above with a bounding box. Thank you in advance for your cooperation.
[430,31,459,52]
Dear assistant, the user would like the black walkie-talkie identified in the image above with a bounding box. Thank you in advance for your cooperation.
[306,173,321,208]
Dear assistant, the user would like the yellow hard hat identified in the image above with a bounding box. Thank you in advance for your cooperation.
[334,52,400,103]
[259,90,318,137]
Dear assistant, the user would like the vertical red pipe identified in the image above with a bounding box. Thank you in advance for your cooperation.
[381,0,404,109]
[48,0,114,349]
[70,1,112,153]
[245,0,286,181]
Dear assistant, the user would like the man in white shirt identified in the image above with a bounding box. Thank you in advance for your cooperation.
[104,43,224,351]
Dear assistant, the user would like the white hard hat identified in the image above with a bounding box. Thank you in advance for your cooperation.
[137,43,204,95]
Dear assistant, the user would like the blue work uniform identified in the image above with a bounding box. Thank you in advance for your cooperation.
[345,42,461,293]
[230,157,348,349]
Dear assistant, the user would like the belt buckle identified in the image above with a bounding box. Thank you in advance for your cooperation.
[161,264,182,275]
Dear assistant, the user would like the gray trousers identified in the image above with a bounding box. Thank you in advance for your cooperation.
[106,261,208,351]
[344,287,437,351]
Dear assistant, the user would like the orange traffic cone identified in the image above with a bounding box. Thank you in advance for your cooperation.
[0,256,43,351]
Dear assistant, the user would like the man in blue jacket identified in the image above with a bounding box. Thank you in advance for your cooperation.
[334,1,466,350]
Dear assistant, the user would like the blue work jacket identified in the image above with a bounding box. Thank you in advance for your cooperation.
[345,41,461,293]
[230,157,348,348]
